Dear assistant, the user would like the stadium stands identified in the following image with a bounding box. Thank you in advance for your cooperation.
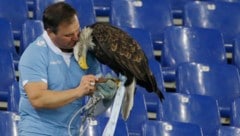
[0,0,28,41]
[20,20,44,55]
[110,0,173,50]
[93,0,111,16]
[65,0,96,28]
[142,120,203,136]
[0,111,19,136]
[0,50,19,112]
[125,90,148,135]
[231,97,240,127]
[184,1,240,52]
[176,62,240,117]
[79,116,128,136]
[161,93,221,136]
[0,19,20,70]
[218,126,240,136]
[161,26,227,81]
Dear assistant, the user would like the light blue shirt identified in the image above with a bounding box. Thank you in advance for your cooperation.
[18,31,101,136]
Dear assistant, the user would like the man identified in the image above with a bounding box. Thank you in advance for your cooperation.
[18,2,100,135]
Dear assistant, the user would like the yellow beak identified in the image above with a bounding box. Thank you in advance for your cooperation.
[78,56,89,70]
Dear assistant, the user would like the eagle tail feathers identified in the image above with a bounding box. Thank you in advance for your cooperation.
[121,78,136,121]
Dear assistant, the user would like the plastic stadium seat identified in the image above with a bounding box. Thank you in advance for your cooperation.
[176,62,240,117]
[167,0,196,19]
[20,20,44,55]
[65,0,96,28]
[110,0,173,50]
[0,0,28,41]
[218,126,240,136]
[80,116,128,136]
[214,0,240,2]
[161,26,227,81]
[184,1,240,52]
[0,51,19,112]
[0,111,19,136]
[142,120,203,136]
[32,0,65,20]
[125,89,148,136]
[0,19,20,70]
[231,97,240,127]
[233,34,240,71]
[161,93,221,136]
[93,0,111,16]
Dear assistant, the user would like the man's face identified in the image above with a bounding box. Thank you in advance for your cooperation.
[48,15,80,50]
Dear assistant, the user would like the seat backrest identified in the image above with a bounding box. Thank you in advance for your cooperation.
[0,50,17,101]
[231,97,240,127]
[0,111,19,136]
[161,26,227,68]
[0,0,28,39]
[110,0,173,50]
[161,93,221,136]
[167,0,196,19]
[33,0,65,20]
[20,20,44,55]
[218,126,240,136]
[0,19,20,60]
[125,90,148,135]
[142,120,203,136]
[176,62,240,117]
[93,0,111,16]
[233,34,240,70]
[184,1,240,51]
[81,116,128,136]
[65,0,96,28]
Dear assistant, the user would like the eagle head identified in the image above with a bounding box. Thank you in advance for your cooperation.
[74,27,95,70]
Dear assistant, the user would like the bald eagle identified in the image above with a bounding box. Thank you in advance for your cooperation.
[74,22,164,120]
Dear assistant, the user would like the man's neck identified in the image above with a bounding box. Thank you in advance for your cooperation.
[60,48,73,53]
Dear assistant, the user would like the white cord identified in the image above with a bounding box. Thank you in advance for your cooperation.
[68,106,85,136]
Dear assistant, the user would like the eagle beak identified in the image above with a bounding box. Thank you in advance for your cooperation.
[78,56,89,70]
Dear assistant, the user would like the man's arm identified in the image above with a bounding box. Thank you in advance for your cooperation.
[24,75,98,109]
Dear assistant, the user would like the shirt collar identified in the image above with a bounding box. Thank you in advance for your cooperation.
[42,31,62,55]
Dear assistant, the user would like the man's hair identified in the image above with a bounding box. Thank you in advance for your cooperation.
[42,2,77,33]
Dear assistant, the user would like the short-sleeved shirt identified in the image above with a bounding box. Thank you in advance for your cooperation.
[18,31,101,136]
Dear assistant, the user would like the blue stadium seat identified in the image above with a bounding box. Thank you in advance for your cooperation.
[161,26,227,81]
[32,0,65,20]
[65,0,96,28]
[0,19,20,70]
[233,34,240,71]
[0,50,19,112]
[214,0,240,2]
[0,111,19,136]
[176,62,240,117]
[161,93,221,136]
[125,89,148,136]
[142,120,203,136]
[110,0,173,50]
[231,97,240,127]
[20,20,44,55]
[0,0,28,41]
[167,0,196,19]
[93,0,111,16]
[184,1,240,52]
[80,116,128,136]
[218,126,240,136]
